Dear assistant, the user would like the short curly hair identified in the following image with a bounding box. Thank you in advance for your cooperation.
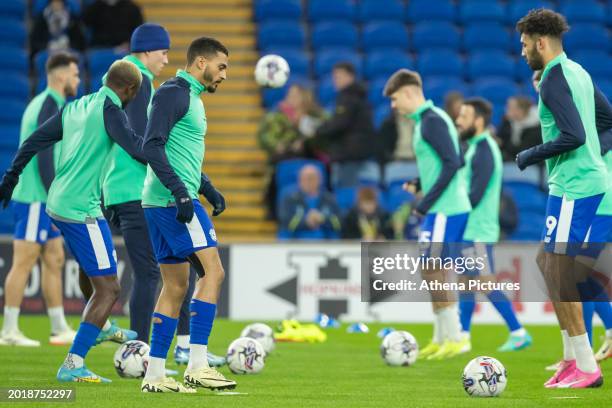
[516,8,569,38]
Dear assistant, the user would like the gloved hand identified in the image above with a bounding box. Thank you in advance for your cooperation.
[199,174,226,216]
[174,192,194,223]
[0,172,19,208]
[515,152,528,171]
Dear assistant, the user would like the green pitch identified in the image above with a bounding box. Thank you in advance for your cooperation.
[0,316,609,407]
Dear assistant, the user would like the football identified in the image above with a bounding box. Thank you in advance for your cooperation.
[380,330,419,366]
[462,356,507,397]
[254,54,290,88]
[226,337,266,374]
[113,340,149,378]
[240,323,275,355]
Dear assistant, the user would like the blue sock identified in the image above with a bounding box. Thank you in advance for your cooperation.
[459,292,476,333]
[69,322,101,359]
[594,300,612,330]
[190,299,217,345]
[582,301,595,345]
[487,290,521,332]
[149,312,178,359]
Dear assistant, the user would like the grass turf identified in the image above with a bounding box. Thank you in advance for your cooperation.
[0,316,610,407]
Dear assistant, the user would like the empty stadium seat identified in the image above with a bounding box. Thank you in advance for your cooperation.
[423,77,470,105]
[358,0,405,22]
[0,0,26,19]
[0,19,27,48]
[458,1,505,23]
[317,77,336,107]
[0,46,27,73]
[411,22,460,51]
[261,75,310,108]
[384,161,419,187]
[406,0,456,23]
[364,50,413,80]
[254,0,302,21]
[334,187,358,214]
[383,184,414,213]
[311,22,358,50]
[374,104,392,129]
[473,78,521,107]
[507,1,554,24]
[0,100,27,126]
[417,49,463,77]
[564,24,610,53]
[598,79,612,100]
[515,58,534,81]
[467,51,516,80]
[504,182,547,213]
[0,126,20,150]
[573,51,612,82]
[258,20,305,50]
[503,163,541,185]
[308,0,355,22]
[463,23,511,52]
[314,49,362,78]
[362,21,410,52]
[276,159,327,190]
[0,74,30,100]
[87,48,127,76]
[561,1,606,24]
[262,48,310,77]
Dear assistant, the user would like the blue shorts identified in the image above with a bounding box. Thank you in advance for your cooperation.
[418,212,469,259]
[542,194,604,256]
[578,214,612,259]
[52,217,117,276]
[143,200,217,264]
[461,242,495,276]
[13,201,61,244]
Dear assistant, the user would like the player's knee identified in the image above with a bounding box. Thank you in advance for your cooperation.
[42,250,64,271]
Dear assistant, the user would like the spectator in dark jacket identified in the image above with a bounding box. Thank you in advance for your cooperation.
[341,187,393,240]
[279,165,341,240]
[30,0,86,58]
[83,0,143,48]
[497,96,541,161]
[315,62,375,163]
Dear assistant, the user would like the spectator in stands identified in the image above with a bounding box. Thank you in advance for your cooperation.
[83,0,143,49]
[314,62,375,184]
[257,84,326,219]
[497,96,541,161]
[377,113,415,163]
[30,0,86,58]
[279,165,341,240]
[341,187,393,240]
[444,91,464,122]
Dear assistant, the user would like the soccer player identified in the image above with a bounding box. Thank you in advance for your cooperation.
[383,69,471,360]
[139,37,235,393]
[454,98,532,351]
[0,52,80,347]
[516,9,607,388]
[0,60,146,383]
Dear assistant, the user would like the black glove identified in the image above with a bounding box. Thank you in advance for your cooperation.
[174,192,194,223]
[199,174,226,216]
[0,171,19,208]
[515,151,528,171]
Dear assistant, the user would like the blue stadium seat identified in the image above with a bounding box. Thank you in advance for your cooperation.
[0,126,20,150]
[0,46,27,73]
[374,104,391,129]
[504,182,547,213]
[417,49,463,77]
[503,163,541,185]
[383,184,414,213]
[33,49,84,76]
[573,51,612,82]
[458,1,505,23]
[561,1,606,24]
[261,75,310,109]
[258,20,305,49]
[0,19,27,47]
[362,21,409,52]
[463,23,511,52]
[262,48,310,77]
[358,0,405,22]
[598,79,612,101]
[311,22,358,50]
[473,78,521,108]
[37,75,86,97]
[0,100,27,126]
[510,209,545,241]
[384,161,419,187]
[276,159,327,190]
[507,1,554,24]
[334,187,358,214]
[467,51,515,80]
[308,0,355,22]
[515,58,534,81]
[33,0,81,15]
[0,74,29,100]
[564,24,610,53]
[411,22,460,51]
[314,49,362,78]
[357,161,382,186]
[0,0,26,19]
[364,50,413,80]
[87,48,127,76]
[406,0,456,23]
[317,77,336,107]
[423,77,470,105]
[368,77,390,106]
[254,0,302,21]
